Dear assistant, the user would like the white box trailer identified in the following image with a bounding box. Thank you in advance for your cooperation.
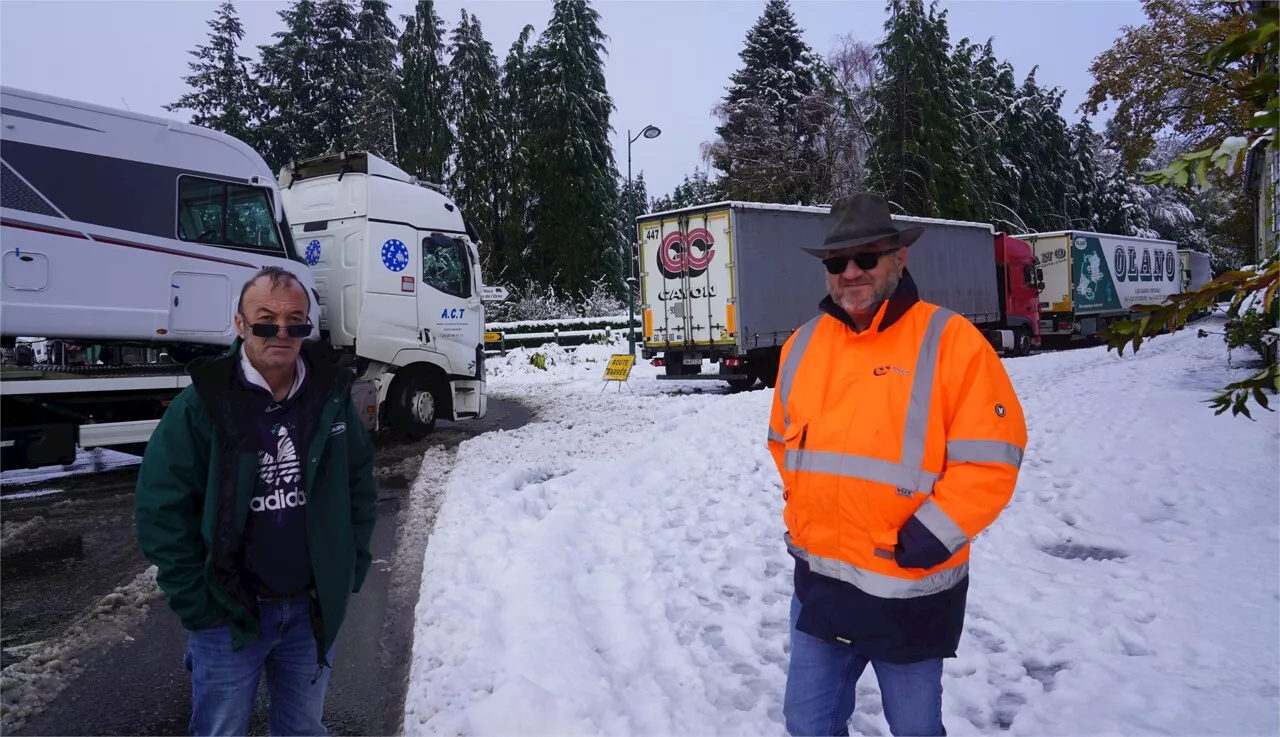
[0,84,322,350]
[0,86,486,470]
[1024,230,1183,342]
[1179,249,1213,293]
[637,202,1043,388]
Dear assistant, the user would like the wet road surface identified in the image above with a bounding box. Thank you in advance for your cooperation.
[0,398,531,735]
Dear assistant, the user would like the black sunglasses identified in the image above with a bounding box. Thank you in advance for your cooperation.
[823,247,902,275]
[241,315,312,339]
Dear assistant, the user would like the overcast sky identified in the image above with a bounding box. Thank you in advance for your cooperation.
[1,0,1146,198]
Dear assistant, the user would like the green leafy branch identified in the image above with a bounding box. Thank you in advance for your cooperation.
[1141,15,1277,189]
[1102,6,1279,419]
[1100,256,1278,417]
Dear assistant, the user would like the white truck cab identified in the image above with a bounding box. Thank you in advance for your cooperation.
[278,152,487,439]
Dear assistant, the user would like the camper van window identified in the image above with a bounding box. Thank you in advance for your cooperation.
[177,176,285,255]
[422,233,472,299]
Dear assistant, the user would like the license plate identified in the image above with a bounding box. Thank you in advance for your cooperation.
[683,356,701,365]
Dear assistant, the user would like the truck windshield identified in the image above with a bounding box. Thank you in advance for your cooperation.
[422,233,472,299]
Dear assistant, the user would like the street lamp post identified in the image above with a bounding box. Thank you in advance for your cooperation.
[626,124,661,356]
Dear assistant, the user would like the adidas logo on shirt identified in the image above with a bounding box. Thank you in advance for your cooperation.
[251,424,307,512]
[251,488,308,511]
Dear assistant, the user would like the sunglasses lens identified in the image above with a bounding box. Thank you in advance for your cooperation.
[824,248,899,274]
[853,252,880,270]
[247,322,311,338]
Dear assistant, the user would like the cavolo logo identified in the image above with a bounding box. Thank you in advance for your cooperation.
[657,228,716,280]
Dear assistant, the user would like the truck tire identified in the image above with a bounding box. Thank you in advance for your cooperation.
[1015,327,1033,357]
[388,372,439,441]
[726,375,756,392]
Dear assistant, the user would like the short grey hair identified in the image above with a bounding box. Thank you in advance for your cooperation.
[237,266,311,316]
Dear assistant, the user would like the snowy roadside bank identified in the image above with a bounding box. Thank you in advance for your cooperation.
[403,319,1279,736]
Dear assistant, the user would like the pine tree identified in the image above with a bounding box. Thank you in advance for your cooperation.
[351,0,400,161]
[494,24,538,287]
[525,0,623,299]
[167,1,259,148]
[1067,116,1102,230]
[865,0,967,218]
[255,0,326,170]
[448,11,505,272]
[1000,69,1073,231]
[1095,121,1154,238]
[651,169,725,212]
[618,170,648,277]
[707,0,829,204]
[398,0,453,183]
[313,0,362,154]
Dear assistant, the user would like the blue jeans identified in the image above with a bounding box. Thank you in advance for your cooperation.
[183,594,334,736]
[783,594,946,736]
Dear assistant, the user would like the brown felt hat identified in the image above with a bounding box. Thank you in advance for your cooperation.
[803,193,924,258]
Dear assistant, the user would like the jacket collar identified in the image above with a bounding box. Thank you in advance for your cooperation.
[819,268,921,334]
[236,343,307,401]
[189,338,340,399]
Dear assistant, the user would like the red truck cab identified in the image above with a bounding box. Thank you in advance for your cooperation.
[993,233,1043,355]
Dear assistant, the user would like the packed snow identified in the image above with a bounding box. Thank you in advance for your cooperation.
[405,316,1278,736]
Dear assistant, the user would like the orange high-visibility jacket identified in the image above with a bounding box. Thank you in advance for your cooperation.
[767,271,1026,662]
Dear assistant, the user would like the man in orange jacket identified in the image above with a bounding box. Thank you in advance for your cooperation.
[767,193,1027,736]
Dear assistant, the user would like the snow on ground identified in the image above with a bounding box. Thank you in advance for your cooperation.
[404,316,1279,736]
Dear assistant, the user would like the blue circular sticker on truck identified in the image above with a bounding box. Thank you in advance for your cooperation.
[381,239,409,272]
[305,239,321,266]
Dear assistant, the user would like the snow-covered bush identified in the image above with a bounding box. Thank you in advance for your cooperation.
[483,275,628,322]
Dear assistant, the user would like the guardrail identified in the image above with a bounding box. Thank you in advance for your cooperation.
[483,316,641,356]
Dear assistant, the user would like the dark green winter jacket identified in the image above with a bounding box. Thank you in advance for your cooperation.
[134,338,377,669]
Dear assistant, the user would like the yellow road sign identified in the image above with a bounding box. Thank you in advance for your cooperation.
[603,354,636,382]
[483,332,503,342]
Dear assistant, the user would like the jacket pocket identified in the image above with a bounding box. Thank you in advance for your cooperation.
[782,421,810,538]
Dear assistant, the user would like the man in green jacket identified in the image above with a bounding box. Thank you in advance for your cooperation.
[135,266,378,736]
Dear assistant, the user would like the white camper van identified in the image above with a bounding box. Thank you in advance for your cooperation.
[277,151,487,442]
[0,87,485,470]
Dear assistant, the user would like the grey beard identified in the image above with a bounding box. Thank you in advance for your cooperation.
[833,269,902,315]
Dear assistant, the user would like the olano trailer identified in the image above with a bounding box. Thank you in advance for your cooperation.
[1024,231,1183,343]
[635,202,1042,390]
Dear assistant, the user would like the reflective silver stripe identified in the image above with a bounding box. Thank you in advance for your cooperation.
[786,534,967,599]
[899,308,955,471]
[913,499,969,552]
[785,449,938,495]
[947,439,1023,468]
[778,316,823,429]
[768,428,785,445]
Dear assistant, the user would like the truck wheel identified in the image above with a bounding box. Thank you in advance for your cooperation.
[1015,328,1033,356]
[389,373,438,441]
[726,376,756,392]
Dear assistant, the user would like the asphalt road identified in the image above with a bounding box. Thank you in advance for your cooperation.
[0,398,531,736]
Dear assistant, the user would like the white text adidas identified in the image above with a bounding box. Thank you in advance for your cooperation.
[250,488,308,512]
